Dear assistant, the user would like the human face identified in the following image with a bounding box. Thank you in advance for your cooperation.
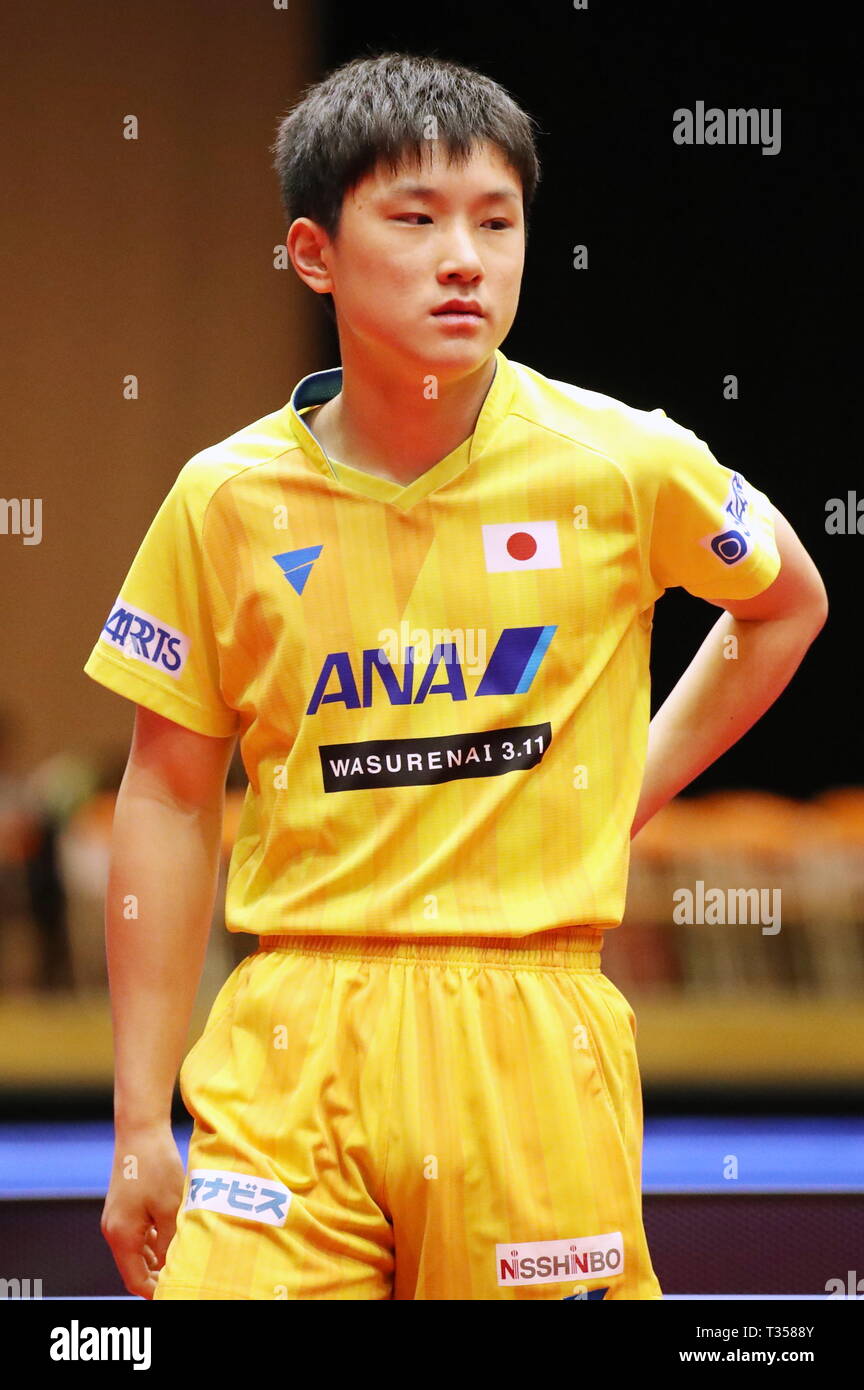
[323,140,525,378]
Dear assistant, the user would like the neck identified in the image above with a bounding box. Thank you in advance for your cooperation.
[309,344,498,486]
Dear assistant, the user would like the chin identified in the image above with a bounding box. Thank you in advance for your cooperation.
[407,333,492,370]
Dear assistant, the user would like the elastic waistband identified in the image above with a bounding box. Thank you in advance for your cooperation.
[255,925,604,970]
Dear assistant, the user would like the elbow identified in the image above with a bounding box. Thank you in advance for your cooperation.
[807,578,829,634]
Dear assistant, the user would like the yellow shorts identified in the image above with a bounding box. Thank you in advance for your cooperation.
[154,927,663,1300]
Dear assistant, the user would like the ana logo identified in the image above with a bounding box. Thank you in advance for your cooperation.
[307,625,557,715]
[99,597,189,678]
[562,1287,609,1301]
[185,1168,292,1227]
[273,544,323,596]
[482,520,562,572]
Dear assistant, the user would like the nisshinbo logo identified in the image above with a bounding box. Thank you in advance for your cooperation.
[307,625,556,715]
[497,1233,624,1287]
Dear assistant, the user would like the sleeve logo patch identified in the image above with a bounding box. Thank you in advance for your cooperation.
[701,473,754,566]
[98,596,190,679]
[709,529,749,564]
[724,471,752,530]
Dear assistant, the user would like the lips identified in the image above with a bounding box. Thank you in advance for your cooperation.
[432,301,484,316]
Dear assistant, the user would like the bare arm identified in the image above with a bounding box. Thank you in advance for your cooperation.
[109,704,237,1127]
[632,506,828,837]
[102,704,237,1296]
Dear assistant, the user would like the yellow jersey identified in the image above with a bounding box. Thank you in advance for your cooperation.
[83,347,780,937]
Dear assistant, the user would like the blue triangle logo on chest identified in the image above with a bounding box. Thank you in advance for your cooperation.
[273,545,323,596]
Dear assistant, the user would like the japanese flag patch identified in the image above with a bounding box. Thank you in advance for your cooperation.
[482,520,562,572]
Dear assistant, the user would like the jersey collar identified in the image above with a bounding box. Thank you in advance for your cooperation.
[283,347,517,512]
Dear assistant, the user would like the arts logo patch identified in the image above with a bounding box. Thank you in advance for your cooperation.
[185,1168,292,1227]
[99,596,189,678]
[497,1232,623,1287]
[482,520,562,572]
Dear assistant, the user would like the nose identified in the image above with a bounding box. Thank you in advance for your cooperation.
[436,219,484,281]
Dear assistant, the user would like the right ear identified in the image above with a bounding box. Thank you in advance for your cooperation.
[285,218,334,297]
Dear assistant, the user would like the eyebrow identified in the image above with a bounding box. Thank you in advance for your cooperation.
[382,182,520,202]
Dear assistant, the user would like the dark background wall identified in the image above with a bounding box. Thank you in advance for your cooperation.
[0,0,856,796]
[317,0,857,796]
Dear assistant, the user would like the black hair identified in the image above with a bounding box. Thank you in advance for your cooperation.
[270,51,542,318]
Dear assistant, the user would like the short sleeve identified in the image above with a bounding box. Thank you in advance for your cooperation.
[647,409,781,603]
[83,463,241,738]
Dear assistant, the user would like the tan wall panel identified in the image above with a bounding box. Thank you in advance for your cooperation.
[0,0,324,773]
